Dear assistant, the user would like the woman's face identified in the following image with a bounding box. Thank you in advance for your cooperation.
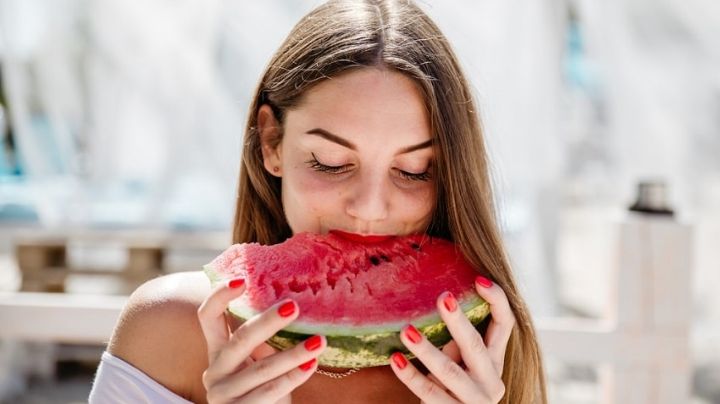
[259,68,435,236]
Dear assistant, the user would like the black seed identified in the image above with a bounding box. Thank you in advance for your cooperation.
[411,243,421,251]
[369,256,381,266]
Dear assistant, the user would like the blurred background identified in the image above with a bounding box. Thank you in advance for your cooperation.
[0,0,718,403]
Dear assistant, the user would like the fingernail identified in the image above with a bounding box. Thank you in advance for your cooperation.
[443,292,457,312]
[299,358,316,371]
[404,325,422,344]
[391,352,407,369]
[278,301,296,317]
[228,278,245,289]
[304,335,322,351]
[475,275,493,288]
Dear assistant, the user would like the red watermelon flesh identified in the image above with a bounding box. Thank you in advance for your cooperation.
[206,231,479,326]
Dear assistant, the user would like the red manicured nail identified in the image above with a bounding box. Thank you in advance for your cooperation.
[443,292,457,312]
[475,276,493,288]
[278,301,296,317]
[299,358,316,371]
[228,278,245,289]
[391,352,407,369]
[304,335,322,351]
[404,325,422,344]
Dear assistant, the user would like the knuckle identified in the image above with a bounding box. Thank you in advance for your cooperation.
[196,303,209,319]
[405,367,423,386]
[252,358,275,381]
[285,366,306,384]
[201,369,213,388]
[441,359,465,380]
[468,332,487,353]
[419,378,443,398]
[230,327,247,345]
[257,377,284,397]
[490,381,506,402]
[212,378,237,402]
[205,385,227,404]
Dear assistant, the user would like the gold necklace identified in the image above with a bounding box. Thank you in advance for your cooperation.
[315,366,360,379]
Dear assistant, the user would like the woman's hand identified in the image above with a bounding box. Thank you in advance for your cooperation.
[390,276,515,404]
[197,278,326,403]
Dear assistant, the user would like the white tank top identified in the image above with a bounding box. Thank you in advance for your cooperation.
[89,351,194,403]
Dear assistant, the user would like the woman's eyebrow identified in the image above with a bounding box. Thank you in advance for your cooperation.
[305,128,433,155]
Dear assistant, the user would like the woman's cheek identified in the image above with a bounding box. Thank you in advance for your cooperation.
[399,184,435,223]
[286,171,341,209]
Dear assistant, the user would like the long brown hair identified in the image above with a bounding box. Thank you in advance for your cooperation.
[233,1,547,402]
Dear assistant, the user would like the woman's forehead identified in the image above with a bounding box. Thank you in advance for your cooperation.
[286,68,432,144]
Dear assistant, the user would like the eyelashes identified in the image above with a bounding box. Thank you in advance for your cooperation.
[305,153,432,182]
[305,153,349,174]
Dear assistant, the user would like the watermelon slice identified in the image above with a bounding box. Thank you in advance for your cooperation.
[203,231,490,368]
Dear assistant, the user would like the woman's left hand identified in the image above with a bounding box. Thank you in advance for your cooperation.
[390,276,515,404]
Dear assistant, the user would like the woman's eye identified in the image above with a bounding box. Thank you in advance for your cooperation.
[305,154,351,174]
[398,170,432,182]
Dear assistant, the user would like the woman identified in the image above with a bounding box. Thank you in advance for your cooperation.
[90,1,547,402]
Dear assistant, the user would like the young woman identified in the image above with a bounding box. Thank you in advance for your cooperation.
[90,1,547,402]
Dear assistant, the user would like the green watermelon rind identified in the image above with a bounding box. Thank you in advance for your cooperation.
[266,298,490,368]
[203,263,491,368]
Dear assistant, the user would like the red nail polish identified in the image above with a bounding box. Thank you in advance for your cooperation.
[391,352,407,369]
[228,278,245,289]
[404,325,422,344]
[278,301,296,317]
[475,276,493,288]
[304,335,322,351]
[299,358,316,371]
[443,292,457,312]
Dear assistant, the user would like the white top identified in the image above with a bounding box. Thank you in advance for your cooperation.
[89,351,194,404]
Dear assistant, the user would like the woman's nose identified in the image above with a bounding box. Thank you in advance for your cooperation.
[345,175,389,222]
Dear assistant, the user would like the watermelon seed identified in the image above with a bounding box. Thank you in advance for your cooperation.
[364,282,373,296]
[271,280,284,299]
[410,243,421,251]
[326,272,338,290]
[369,256,381,266]
[309,281,322,295]
[288,278,307,293]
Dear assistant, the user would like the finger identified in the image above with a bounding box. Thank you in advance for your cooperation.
[437,291,497,381]
[250,341,279,361]
[212,335,326,398]
[197,276,247,363]
[475,276,516,375]
[441,339,461,363]
[399,324,479,403]
[435,342,461,392]
[239,358,319,404]
[209,299,300,379]
[389,352,457,404]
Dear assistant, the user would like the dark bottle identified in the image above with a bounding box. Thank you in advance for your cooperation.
[628,180,675,216]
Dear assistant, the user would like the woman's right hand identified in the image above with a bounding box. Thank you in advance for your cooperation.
[197,278,326,403]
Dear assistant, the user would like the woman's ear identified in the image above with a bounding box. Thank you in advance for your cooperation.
[257,104,283,177]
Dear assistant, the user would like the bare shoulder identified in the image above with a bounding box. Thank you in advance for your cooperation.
[107,270,212,402]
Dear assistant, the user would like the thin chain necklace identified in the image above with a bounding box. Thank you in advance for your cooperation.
[315,366,360,379]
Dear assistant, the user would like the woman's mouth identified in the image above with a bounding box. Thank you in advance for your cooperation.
[328,229,396,244]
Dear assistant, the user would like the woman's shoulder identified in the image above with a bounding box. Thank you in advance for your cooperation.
[107,271,212,402]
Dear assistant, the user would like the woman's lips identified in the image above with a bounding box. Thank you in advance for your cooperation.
[329,229,396,244]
